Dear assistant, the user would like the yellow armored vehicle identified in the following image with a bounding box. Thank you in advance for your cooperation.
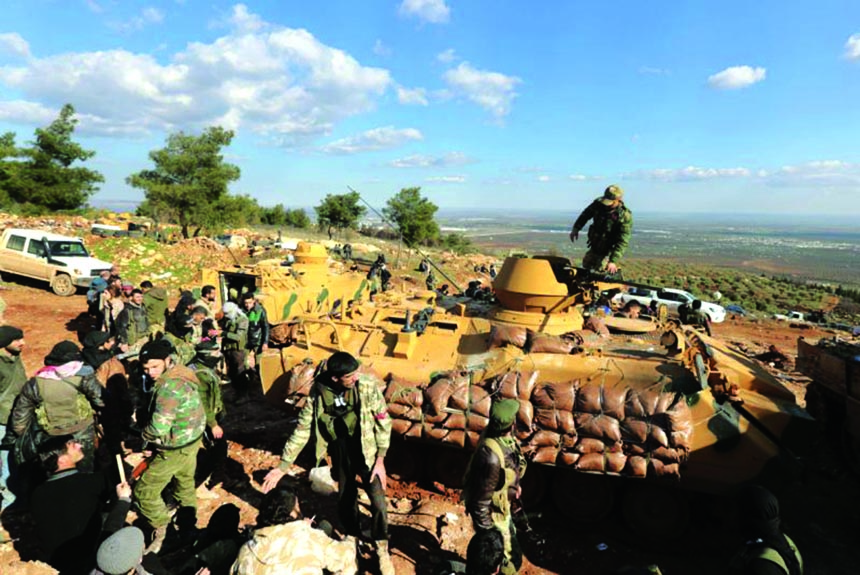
[258,254,811,537]
[201,241,372,324]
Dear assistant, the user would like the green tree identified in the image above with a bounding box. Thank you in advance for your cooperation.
[383,187,440,247]
[0,104,103,212]
[260,204,310,229]
[315,192,365,239]
[441,232,474,255]
[127,126,241,238]
[285,208,310,229]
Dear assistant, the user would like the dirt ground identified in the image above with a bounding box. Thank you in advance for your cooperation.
[1,283,859,574]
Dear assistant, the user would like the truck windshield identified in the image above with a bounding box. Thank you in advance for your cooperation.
[48,241,89,257]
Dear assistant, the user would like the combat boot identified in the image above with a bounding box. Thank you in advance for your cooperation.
[375,540,395,575]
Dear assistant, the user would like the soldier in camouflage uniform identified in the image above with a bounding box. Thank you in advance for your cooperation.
[187,339,226,497]
[569,184,633,275]
[262,351,394,575]
[133,338,206,553]
[463,398,527,575]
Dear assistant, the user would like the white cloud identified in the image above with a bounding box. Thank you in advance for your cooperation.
[443,62,521,119]
[427,175,465,183]
[437,48,457,63]
[109,6,165,33]
[390,152,476,168]
[769,160,860,187]
[319,126,422,154]
[0,100,58,124]
[0,4,393,139]
[373,39,391,57]
[569,174,601,181]
[630,166,752,181]
[396,86,428,106]
[0,33,30,59]
[537,175,551,182]
[398,0,450,24]
[845,33,860,61]
[707,65,766,90]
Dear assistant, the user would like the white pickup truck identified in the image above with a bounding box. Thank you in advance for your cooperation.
[613,286,727,323]
[0,228,113,296]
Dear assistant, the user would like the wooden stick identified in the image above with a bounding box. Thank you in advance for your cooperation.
[116,453,127,484]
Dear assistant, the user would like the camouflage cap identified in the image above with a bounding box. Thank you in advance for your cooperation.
[600,184,624,205]
[489,398,520,431]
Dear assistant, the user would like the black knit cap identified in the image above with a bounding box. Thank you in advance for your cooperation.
[0,326,24,348]
[82,330,111,349]
[45,341,82,366]
[326,351,359,377]
[139,338,174,362]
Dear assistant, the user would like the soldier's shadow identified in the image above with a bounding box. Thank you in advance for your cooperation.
[388,523,463,575]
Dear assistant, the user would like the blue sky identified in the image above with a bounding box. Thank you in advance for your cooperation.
[1,0,859,216]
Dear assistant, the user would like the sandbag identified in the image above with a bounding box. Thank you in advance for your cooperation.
[576,453,605,472]
[653,446,686,464]
[575,437,606,454]
[621,418,649,444]
[287,360,317,397]
[422,424,449,441]
[532,381,578,412]
[269,322,299,345]
[649,458,680,479]
[442,430,466,448]
[467,413,489,433]
[517,399,534,430]
[385,376,424,407]
[655,397,694,450]
[575,412,622,443]
[466,431,481,450]
[606,452,627,474]
[406,422,422,439]
[649,424,669,449]
[391,418,413,435]
[624,455,648,477]
[575,385,627,420]
[560,433,577,450]
[558,451,580,467]
[447,413,466,430]
[450,385,492,417]
[530,430,561,447]
[387,403,423,421]
[425,372,469,415]
[625,443,646,456]
[533,446,558,464]
[495,371,539,401]
[528,331,576,354]
[625,389,663,419]
[488,324,527,349]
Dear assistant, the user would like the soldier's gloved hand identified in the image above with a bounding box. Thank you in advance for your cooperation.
[569,230,579,242]
[606,262,618,275]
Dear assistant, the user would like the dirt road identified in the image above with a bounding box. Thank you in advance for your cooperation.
[2,284,859,574]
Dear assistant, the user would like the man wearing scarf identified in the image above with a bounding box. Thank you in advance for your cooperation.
[10,340,104,473]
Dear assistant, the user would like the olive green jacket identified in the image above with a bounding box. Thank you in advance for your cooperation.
[0,350,27,423]
[572,199,633,264]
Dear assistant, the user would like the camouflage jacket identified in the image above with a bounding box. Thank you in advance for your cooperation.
[142,364,205,449]
[278,373,391,472]
[189,363,224,428]
[572,199,633,264]
[0,349,27,423]
[231,520,357,575]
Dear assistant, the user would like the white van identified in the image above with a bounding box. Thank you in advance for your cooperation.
[0,228,113,296]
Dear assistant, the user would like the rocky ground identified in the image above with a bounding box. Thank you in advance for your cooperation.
[1,254,859,574]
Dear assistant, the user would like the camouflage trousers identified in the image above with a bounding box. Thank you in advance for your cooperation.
[581,249,608,271]
[134,438,201,528]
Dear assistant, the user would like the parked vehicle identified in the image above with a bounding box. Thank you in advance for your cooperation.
[0,228,113,296]
[774,311,805,322]
[613,286,726,323]
[724,304,747,316]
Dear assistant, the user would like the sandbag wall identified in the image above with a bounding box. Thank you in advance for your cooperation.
[285,358,694,480]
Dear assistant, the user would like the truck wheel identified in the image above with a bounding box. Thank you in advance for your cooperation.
[51,274,76,296]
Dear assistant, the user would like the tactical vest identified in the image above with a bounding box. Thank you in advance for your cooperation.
[317,384,359,443]
[35,376,93,436]
[731,535,803,575]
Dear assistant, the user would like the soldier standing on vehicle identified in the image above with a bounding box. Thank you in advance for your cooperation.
[261,351,394,575]
[569,184,633,274]
[462,398,527,575]
[0,326,26,511]
[134,338,206,553]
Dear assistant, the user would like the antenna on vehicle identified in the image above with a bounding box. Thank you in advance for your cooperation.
[348,186,464,295]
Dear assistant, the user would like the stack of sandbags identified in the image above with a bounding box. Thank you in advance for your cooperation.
[488,325,528,350]
[567,384,628,474]
[488,371,538,439]
[384,375,424,439]
[420,371,481,448]
[528,380,578,464]
[620,389,691,479]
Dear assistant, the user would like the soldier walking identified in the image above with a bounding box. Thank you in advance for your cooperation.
[133,339,206,553]
[569,184,633,274]
[462,398,527,575]
[262,351,394,575]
